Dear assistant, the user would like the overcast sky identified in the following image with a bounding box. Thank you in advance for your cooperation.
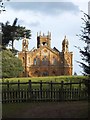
[0,0,89,75]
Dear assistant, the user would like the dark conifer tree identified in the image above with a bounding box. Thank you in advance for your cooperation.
[77,11,90,98]
[1,18,31,54]
[77,12,90,76]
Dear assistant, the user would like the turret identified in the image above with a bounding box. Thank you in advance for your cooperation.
[22,35,29,51]
[62,35,69,52]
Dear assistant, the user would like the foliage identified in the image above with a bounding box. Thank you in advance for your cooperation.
[76,11,90,97]
[76,12,90,76]
[1,18,31,51]
[1,49,23,78]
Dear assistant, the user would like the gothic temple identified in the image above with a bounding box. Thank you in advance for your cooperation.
[18,32,73,77]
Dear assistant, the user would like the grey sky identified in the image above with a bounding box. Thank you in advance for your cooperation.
[5,2,80,15]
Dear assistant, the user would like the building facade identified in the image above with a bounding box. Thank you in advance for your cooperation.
[18,32,73,77]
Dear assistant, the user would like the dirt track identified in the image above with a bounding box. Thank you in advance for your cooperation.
[2,101,88,118]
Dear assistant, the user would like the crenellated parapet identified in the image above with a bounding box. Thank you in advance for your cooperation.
[37,31,51,48]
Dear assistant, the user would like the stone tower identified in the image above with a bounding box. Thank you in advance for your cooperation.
[21,35,29,77]
[61,36,73,75]
[37,31,51,48]
[62,35,69,52]
[22,35,29,51]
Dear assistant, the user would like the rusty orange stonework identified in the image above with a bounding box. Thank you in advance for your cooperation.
[18,32,73,77]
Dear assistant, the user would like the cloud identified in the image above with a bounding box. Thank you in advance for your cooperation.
[18,19,40,27]
[5,2,80,15]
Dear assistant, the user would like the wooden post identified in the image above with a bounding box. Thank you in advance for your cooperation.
[7,80,9,103]
[7,80,9,91]
[70,80,72,90]
[40,80,42,99]
[61,81,64,101]
[29,80,32,100]
[61,81,64,90]
[79,80,81,100]
[70,80,72,99]
[29,80,32,90]
[18,80,20,90]
[18,80,20,102]
[50,81,53,100]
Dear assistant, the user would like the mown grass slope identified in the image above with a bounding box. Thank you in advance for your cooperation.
[2,75,87,83]
[1,76,87,89]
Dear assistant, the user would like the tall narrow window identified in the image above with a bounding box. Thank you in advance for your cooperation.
[37,58,40,65]
[33,57,40,65]
[28,57,30,63]
[52,57,57,65]
[42,56,48,65]
[23,57,25,63]
[34,58,37,65]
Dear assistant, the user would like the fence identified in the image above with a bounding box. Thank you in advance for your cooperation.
[1,80,88,103]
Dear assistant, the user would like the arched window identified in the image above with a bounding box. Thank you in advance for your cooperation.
[42,71,49,76]
[23,57,25,63]
[34,71,40,77]
[42,56,48,65]
[33,57,40,65]
[34,58,37,65]
[52,57,57,65]
[37,58,40,65]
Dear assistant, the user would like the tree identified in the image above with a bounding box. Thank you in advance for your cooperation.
[0,49,23,78]
[77,12,90,98]
[76,12,90,76]
[1,18,31,52]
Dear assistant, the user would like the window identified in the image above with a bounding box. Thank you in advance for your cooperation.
[37,58,40,65]
[23,57,25,63]
[34,58,37,65]
[52,57,57,65]
[41,42,47,46]
[34,71,40,77]
[28,57,30,63]
[33,57,40,65]
[42,71,49,76]
[42,56,48,65]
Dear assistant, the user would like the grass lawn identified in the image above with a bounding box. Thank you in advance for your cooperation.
[1,75,87,90]
[1,75,87,83]
[2,101,89,118]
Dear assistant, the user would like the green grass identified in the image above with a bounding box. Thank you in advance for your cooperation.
[1,75,87,90]
[2,101,88,118]
[2,75,87,82]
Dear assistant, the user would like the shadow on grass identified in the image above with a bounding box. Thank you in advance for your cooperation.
[2,101,89,119]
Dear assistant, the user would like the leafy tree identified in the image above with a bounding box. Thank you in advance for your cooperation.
[1,18,31,51]
[1,49,23,78]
